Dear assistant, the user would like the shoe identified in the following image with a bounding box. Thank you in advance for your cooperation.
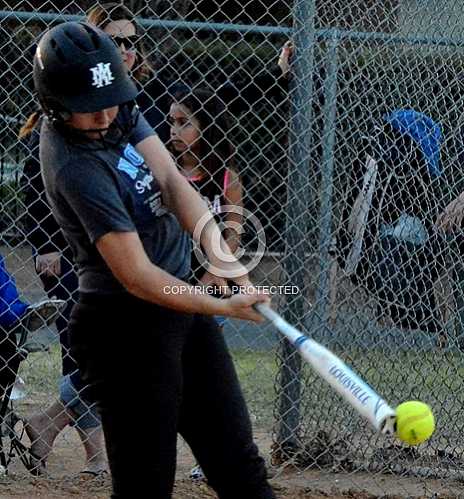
[79,469,108,480]
[189,464,206,481]
[21,331,51,354]
[21,299,66,332]
[10,376,26,401]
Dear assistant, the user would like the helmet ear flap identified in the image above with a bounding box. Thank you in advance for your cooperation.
[40,97,72,123]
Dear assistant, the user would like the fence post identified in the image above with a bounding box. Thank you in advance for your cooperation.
[315,32,340,335]
[275,0,316,455]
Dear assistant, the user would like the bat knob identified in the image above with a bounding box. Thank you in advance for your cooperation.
[380,414,397,435]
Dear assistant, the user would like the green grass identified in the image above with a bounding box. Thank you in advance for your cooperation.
[279,347,464,443]
[232,346,464,442]
[17,344,62,406]
[232,349,278,428]
[14,345,279,426]
[13,344,464,441]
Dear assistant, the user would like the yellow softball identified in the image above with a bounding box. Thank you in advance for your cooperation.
[395,401,435,445]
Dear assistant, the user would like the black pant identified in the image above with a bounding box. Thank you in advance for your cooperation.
[69,293,275,499]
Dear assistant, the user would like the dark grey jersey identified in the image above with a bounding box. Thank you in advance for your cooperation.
[40,113,191,294]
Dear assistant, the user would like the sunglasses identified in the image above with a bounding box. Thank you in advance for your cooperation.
[111,35,138,51]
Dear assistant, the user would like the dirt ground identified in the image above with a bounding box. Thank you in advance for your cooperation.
[0,428,461,498]
[0,470,462,499]
[0,478,378,499]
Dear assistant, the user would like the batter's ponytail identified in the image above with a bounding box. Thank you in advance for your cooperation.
[18,110,41,139]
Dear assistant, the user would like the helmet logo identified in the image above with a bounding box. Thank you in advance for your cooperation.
[90,62,115,88]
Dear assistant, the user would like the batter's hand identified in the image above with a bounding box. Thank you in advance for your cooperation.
[223,290,270,323]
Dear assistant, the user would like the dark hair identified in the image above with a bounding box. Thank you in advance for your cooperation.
[86,2,152,82]
[169,88,238,195]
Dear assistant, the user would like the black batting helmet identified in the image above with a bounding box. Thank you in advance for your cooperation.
[33,21,138,117]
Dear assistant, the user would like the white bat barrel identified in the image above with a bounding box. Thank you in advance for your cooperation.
[255,304,396,435]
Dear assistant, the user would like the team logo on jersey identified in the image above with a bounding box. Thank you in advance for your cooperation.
[117,158,138,179]
[90,62,114,88]
[117,144,146,179]
[135,174,153,194]
[117,144,155,195]
[209,194,221,215]
[123,144,144,166]
[146,191,167,216]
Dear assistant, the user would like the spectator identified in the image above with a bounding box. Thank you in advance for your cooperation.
[277,40,293,77]
[20,109,106,478]
[436,190,464,233]
[277,44,451,337]
[86,2,171,140]
[20,155,106,476]
[168,87,243,288]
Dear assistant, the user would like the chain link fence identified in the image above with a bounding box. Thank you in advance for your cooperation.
[0,0,463,497]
